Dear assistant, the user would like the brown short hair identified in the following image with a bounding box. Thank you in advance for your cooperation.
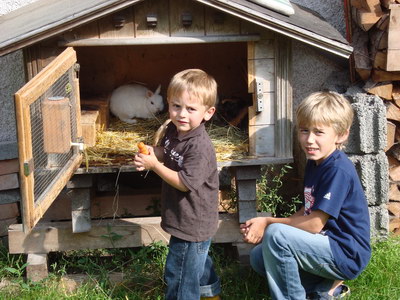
[296,91,354,137]
[167,69,217,108]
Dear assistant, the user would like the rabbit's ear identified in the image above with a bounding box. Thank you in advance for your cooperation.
[146,90,154,98]
[154,84,161,95]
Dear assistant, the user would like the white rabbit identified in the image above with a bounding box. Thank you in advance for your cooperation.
[109,84,164,124]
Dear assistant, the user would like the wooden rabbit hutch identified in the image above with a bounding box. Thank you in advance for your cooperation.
[0,0,352,275]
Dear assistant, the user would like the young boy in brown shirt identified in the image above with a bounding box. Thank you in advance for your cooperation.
[134,69,221,300]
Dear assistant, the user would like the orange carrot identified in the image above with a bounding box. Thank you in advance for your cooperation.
[138,142,149,155]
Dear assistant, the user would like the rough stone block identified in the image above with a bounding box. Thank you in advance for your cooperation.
[70,189,91,211]
[348,152,389,206]
[67,174,94,189]
[346,88,387,154]
[238,200,257,223]
[72,209,91,233]
[26,253,48,282]
[236,180,257,200]
[369,205,389,239]
[235,166,261,180]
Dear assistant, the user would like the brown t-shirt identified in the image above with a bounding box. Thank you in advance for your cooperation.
[160,122,219,242]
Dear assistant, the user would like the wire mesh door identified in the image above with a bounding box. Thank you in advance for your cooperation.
[14,47,82,233]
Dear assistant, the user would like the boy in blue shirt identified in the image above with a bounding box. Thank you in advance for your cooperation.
[240,91,371,299]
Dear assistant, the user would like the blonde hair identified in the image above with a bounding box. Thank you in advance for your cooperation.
[167,69,217,108]
[296,91,354,137]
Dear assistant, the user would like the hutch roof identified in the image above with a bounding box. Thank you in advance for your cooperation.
[0,0,352,57]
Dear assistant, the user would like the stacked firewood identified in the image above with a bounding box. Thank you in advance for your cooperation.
[349,0,400,235]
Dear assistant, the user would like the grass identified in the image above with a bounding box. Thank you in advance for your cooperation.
[0,236,399,299]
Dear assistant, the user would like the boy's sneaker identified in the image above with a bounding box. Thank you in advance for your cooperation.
[306,284,350,299]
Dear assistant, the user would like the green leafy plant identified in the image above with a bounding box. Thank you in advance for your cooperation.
[101,224,123,248]
[256,164,301,217]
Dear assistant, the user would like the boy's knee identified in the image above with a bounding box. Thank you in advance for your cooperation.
[249,244,266,276]
[263,223,288,248]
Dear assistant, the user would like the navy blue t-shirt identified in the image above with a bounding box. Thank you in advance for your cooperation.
[303,150,371,280]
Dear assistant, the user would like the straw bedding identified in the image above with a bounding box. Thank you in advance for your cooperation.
[82,115,248,168]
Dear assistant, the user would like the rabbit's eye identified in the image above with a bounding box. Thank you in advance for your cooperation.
[151,101,154,104]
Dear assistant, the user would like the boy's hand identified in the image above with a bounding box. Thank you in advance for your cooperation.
[134,145,159,171]
[240,217,269,244]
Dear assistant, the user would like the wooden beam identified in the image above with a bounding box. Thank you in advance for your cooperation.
[386,5,400,71]
[8,214,243,254]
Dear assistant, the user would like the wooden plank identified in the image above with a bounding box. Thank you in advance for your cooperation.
[352,28,371,80]
[360,0,382,13]
[389,183,400,201]
[375,12,390,30]
[386,102,400,121]
[0,0,143,56]
[0,159,19,176]
[372,68,400,81]
[247,41,256,94]
[372,50,387,69]
[169,0,205,37]
[369,28,388,54]
[0,203,20,220]
[8,214,243,254]
[134,0,170,37]
[387,121,396,151]
[352,7,382,31]
[32,154,82,228]
[388,202,400,217]
[42,97,72,154]
[363,80,393,99]
[99,6,135,38]
[15,48,77,105]
[0,174,19,191]
[81,110,99,147]
[386,6,400,71]
[381,0,396,8]
[61,35,260,46]
[62,21,99,42]
[81,97,110,130]
[15,47,82,233]
[14,92,34,234]
[389,217,400,234]
[0,217,18,237]
[249,125,275,156]
[205,6,240,36]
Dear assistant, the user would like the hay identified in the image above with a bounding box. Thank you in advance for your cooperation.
[83,115,248,167]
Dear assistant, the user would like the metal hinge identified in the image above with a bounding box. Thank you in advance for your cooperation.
[255,80,264,113]
[23,159,34,176]
[74,63,80,78]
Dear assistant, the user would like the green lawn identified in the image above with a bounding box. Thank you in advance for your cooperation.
[0,235,399,299]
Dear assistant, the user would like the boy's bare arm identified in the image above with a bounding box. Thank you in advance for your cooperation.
[286,209,329,233]
[241,208,329,244]
[134,146,189,192]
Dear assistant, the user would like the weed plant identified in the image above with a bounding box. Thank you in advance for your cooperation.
[256,164,302,217]
[0,235,399,299]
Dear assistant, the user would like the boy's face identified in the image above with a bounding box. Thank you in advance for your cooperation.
[298,123,349,165]
[168,89,215,137]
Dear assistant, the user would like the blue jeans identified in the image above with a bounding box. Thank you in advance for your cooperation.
[164,236,221,300]
[250,223,346,300]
